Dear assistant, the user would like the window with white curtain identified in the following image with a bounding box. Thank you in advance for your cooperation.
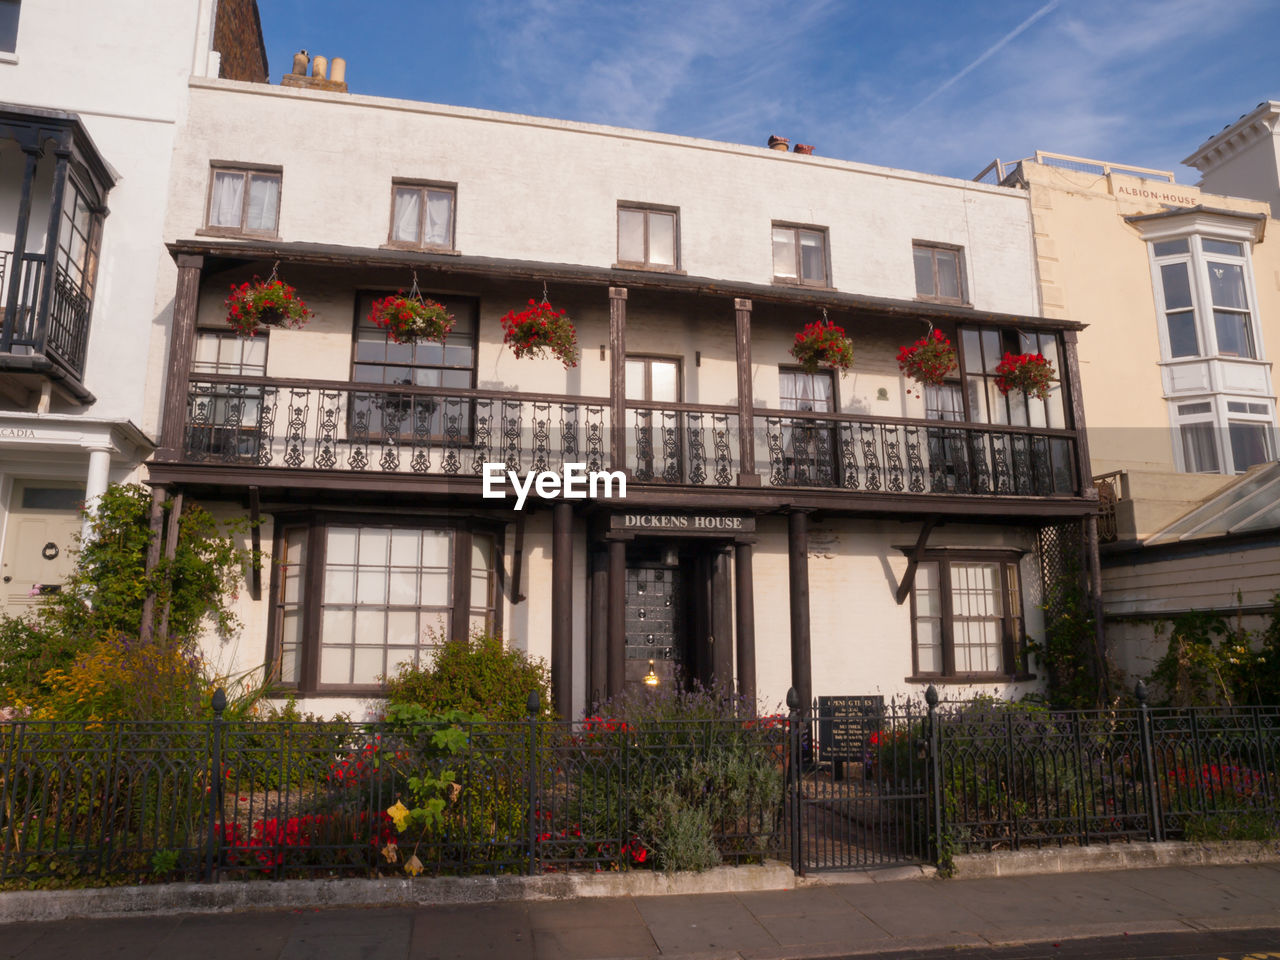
[388,182,456,249]
[205,165,281,236]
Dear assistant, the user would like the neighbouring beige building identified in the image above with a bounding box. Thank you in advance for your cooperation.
[976,143,1280,682]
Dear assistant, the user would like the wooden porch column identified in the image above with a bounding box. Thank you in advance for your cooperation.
[788,509,812,710]
[606,538,626,699]
[449,527,473,645]
[734,540,757,708]
[711,547,734,685]
[2,144,42,350]
[608,287,628,473]
[734,298,760,485]
[1061,329,1097,498]
[551,502,573,718]
[588,549,608,710]
[1084,514,1110,703]
[158,255,204,459]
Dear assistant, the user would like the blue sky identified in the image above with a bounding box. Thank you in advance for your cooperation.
[258,0,1279,183]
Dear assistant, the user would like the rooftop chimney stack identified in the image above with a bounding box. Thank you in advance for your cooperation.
[281,51,349,93]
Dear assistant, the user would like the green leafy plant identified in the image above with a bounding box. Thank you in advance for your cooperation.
[384,630,552,722]
[1148,596,1280,707]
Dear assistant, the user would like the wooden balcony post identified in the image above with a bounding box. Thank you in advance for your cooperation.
[608,287,627,473]
[158,255,204,459]
[1061,329,1096,498]
[551,502,573,718]
[735,298,760,485]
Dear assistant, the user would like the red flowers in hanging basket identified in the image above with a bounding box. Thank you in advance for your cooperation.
[369,293,454,345]
[994,352,1055,400]
[224,277,312,337]
[790,319,853,376]
[897,329,957,387]
[499,299,580,368]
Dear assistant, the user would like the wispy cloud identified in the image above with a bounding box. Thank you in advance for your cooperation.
[899,0,1061,121]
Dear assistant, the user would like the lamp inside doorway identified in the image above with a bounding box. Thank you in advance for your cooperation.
[643,660,660,686]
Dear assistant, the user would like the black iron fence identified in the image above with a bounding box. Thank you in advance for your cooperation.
[3,686,1277,885]
[0,704,785,885]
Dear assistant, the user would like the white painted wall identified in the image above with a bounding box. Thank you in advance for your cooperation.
[166,80,1039,314]
[1,0,217,426]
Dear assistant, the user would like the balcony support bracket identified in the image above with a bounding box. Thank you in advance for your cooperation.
[894,517,939,605]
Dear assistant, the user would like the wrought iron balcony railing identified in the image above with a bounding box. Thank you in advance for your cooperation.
[179,376,1080,498]
[756,409,1079,496]
[0,252,93,379]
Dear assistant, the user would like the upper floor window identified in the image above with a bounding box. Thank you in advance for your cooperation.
[389,181,455,250]
[353,292,476,389]
[1151,236,1258,360]
[913,243,966,304]
[206,165,281,237]
[960,327,1066,430]
[617,205,678,269]
[772,224,828,286]
[1174,397,1276,475]
[0,0,20,54]
[55,179,103,300]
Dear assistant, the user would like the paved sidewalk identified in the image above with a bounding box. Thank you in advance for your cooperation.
[1,863,1279,959]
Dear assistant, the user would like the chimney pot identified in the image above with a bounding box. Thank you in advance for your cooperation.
[330,57,347,85]
[767,134,790,151]
[291,50,309,75]
[312,55,328,80]
[793,143,815,155]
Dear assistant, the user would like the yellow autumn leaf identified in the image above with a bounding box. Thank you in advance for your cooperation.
[404,854,424,877]
[387,800,411,832]
[380,842,398,864]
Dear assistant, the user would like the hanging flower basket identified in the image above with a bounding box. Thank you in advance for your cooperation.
[897,329,957,387]
[790,319,854,376]
[369,293,454,345]
[994,352,1055,400]
[499,299,580,368]
[224,277,312,337]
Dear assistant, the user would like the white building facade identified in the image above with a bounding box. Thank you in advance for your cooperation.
[0,0,266,616]
[146,70,1102,720]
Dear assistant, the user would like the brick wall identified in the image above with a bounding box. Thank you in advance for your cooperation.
[213,0,268,83]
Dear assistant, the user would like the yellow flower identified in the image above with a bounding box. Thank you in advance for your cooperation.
[387,800,411,832]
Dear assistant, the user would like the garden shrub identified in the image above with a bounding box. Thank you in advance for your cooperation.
[384,629,552,722]
[1148,596,1280,707]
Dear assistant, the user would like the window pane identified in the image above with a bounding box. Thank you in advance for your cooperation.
[913,247,935,297]
[1166,311,1199,357]
[1181,422,1219,473]
[916,619,942,673]
[0,0,18,53]
[392,187,421,243]
[935,249,960,299]
[618,209,645,263]
[1214,310,1254,358]
[320,648,352,685]
[245,174,280,232]
[1229,421,1271,473]
[424,189,453,245]
[1152,238,1189,257]
[772,227,797,278]
[1160,262,1192,310]
[209,171,244,227]
[799,231,825,284]
[625,359,646,400]
[422,531,451,567]
[650,360,679,402]
[1207,262,1247,310]
[649,212,675,265]
[1203,239,1243,256]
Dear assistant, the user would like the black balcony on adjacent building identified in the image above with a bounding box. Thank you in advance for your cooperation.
[0,105,113,405]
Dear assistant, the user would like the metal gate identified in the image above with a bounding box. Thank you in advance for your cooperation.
[788,699,934,872]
